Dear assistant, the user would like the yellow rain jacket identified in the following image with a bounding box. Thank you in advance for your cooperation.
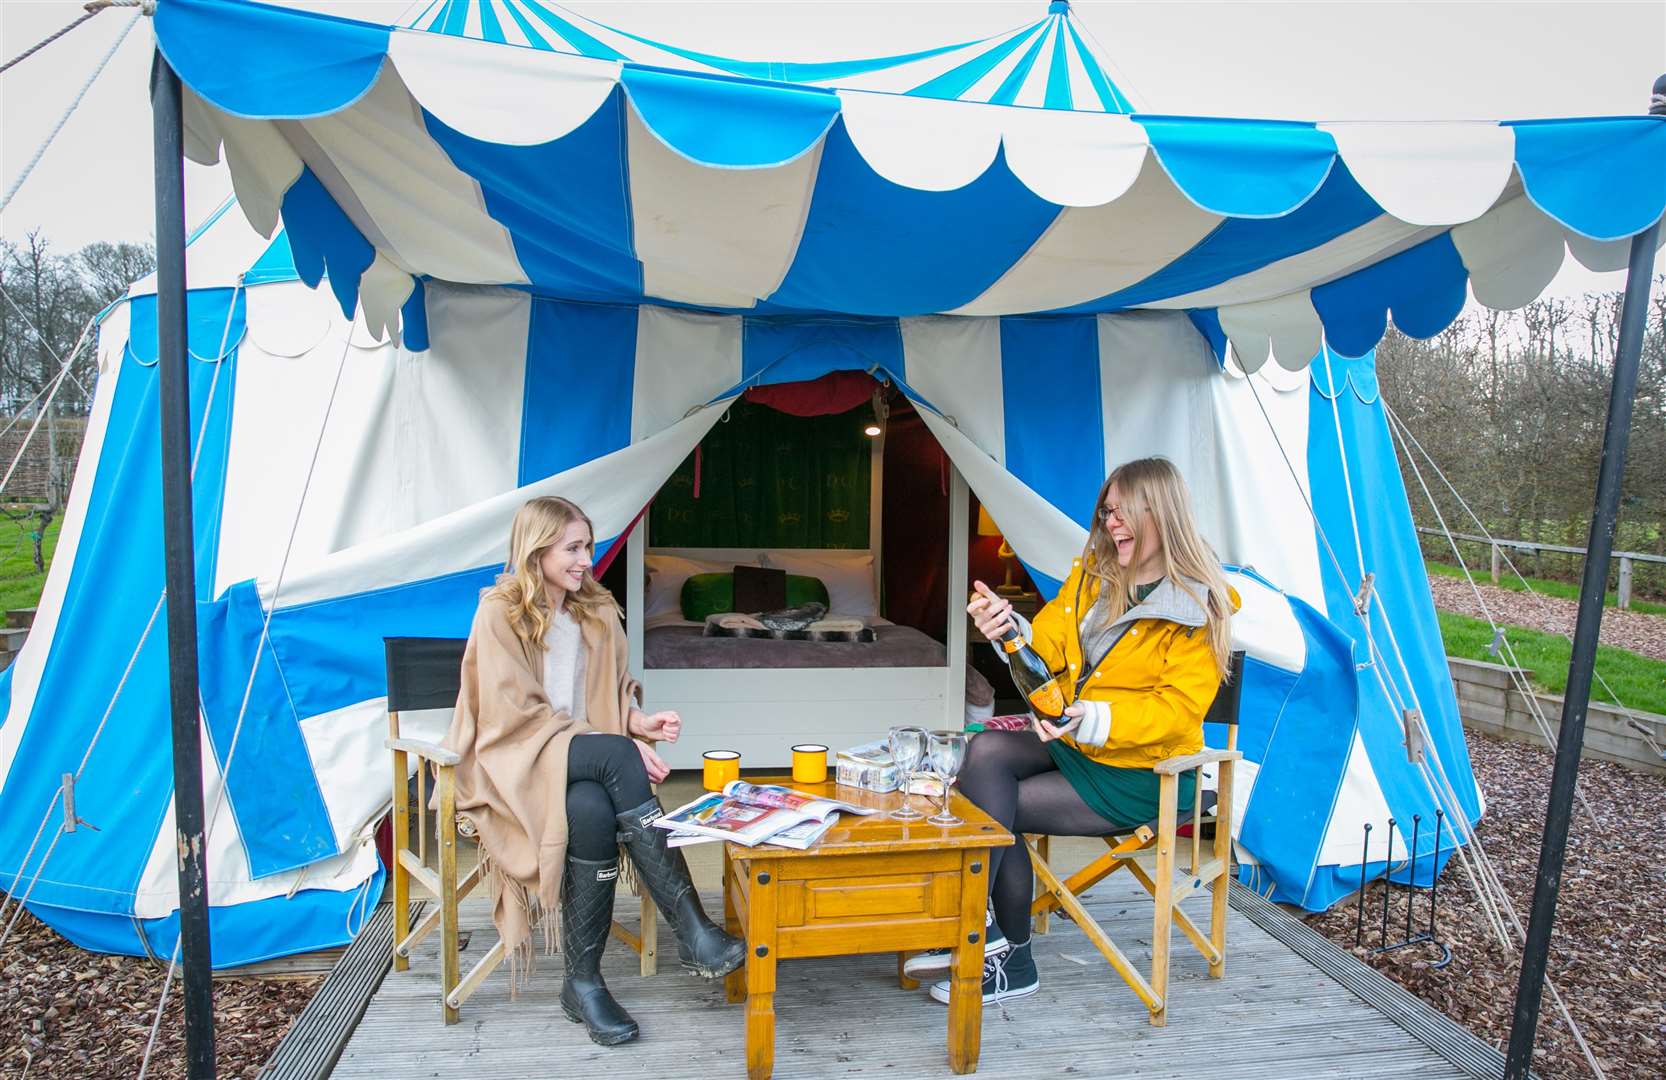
[1025,559,1237,770]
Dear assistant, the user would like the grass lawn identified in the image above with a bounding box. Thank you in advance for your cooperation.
[1426,558,1666,616]
[0,511,61,613]
[0,511,1661,713]
[1437,609,1666,716]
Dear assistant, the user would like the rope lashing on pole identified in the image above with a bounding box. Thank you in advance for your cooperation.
[0,7,145,219]
[0,2,151,79]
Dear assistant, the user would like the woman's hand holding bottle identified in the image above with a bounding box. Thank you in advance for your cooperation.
[968,581,1066,720]
[1035,704,1085,743]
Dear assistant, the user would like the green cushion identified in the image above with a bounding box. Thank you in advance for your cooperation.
[681,572,831,621]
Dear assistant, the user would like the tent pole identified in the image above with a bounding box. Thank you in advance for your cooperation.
[1503,74,1666,1080]
[150,52,217,1080]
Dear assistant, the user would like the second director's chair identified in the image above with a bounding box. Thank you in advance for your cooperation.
[1027,650,1245,1027]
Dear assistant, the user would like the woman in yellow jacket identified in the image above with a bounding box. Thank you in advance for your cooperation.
[913,456,1236,1006]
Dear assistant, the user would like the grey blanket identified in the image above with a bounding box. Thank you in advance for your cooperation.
[644,624,948,670]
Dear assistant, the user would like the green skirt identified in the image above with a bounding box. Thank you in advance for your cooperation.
[1046,739,1195,830]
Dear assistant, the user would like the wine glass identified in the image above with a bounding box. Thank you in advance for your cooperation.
[926,730,968,826]
[888,726,927,820]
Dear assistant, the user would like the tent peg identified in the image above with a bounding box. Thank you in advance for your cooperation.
[1354,822,1371,946]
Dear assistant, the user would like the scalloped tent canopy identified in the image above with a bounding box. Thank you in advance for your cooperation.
[158,0,1666,368]
[404,0,1138,112]
[6,0,1541,966]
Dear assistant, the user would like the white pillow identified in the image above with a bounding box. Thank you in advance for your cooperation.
[757,550,879,618]
[644,554,738,629]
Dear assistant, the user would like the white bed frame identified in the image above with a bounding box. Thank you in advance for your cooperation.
[627,441,969,769]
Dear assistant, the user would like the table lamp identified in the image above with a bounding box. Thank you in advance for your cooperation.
[976,506,1024,597]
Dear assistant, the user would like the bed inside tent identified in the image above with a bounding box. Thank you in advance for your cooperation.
[626,377,968,768]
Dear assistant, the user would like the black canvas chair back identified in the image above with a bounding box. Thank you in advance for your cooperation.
[1203,651,1247,729]
[385,637,468,712]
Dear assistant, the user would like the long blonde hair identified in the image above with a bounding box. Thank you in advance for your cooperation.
[1081,458,1234,680]
[486,496,617,650]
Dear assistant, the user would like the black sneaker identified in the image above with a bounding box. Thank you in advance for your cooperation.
[929,940,1038,1005]
[904,908,1007,979]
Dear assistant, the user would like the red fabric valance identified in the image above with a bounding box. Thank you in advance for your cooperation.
[743,370,877,417]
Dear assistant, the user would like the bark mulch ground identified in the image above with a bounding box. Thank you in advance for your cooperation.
[1307,730,1666,1080]
[1429,575,1666,663]
[1,907,318,1079]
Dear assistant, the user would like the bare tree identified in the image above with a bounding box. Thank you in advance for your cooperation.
[0,233,154,540]
[1386,276,1666,597]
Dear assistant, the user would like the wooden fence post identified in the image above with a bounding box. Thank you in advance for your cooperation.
[1490,543,1501,585]
[1618,557,1633,611]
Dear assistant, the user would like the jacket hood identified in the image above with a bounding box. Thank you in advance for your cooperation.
[1107,576,1213,632]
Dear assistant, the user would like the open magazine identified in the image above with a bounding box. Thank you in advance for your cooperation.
[657,781,879,850]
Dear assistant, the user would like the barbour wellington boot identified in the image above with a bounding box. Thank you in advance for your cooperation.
[559,855,639,1045]
[614,799,746,979]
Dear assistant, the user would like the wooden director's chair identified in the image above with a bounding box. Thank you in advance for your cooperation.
[1028,650,1245,1027]
[383,636,658,1025]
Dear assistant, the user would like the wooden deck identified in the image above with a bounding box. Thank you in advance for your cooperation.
[330,874,1486,1080]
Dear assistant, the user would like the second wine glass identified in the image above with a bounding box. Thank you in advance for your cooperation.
[888,725,927,820]
[926,729,968,826]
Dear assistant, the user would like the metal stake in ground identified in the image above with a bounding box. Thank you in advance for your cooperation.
[151,52,216,1080]
[1381,818,1395,945]
[1503,73,1666,1080]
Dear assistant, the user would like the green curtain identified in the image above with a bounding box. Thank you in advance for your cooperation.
[650,399,871,549]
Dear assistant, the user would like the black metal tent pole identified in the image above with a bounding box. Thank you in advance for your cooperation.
[151,52,217,1079]
[1503,74,1666,1079]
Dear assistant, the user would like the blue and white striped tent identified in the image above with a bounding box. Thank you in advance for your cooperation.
[403,0,1139,112]
[1,0,1661,966]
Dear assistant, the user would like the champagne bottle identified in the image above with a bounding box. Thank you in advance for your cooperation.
[972,593,1064,719]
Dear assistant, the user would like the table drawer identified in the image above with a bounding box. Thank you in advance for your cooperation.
[778,869,961,927]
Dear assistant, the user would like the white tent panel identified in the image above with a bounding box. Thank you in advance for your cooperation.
[897,315,1006,465]
[631,306,745,442]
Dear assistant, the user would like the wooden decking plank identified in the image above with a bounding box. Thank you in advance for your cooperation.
[260,902,419,1080]
[1228,885,1515,1080]
[325,878,1471,1080]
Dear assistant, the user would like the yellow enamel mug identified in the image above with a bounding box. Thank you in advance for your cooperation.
[703,750,741,792]
[790,743,829,785]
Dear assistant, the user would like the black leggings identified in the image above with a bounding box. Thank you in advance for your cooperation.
[565,733,655,861]
[957,730,1124,944]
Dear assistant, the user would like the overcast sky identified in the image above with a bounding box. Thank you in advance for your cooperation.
[2,0,1662,298]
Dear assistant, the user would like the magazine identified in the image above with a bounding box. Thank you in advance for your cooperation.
[666,814,839,850]
[656,781,877,848]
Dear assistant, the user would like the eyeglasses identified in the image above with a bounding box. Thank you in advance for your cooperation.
[1097,503,1137,525]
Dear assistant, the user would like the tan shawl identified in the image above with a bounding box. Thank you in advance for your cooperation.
[439,591,642,973]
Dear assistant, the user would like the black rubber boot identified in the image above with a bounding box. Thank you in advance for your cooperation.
[615,799,747,979]
[559,855,639,1046]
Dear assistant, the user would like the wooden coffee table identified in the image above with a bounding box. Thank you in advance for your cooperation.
[720,779,1013,1079]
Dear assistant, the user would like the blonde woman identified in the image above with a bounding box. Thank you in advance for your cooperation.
[909,457,1236,1006]
[441,496,743,1046]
